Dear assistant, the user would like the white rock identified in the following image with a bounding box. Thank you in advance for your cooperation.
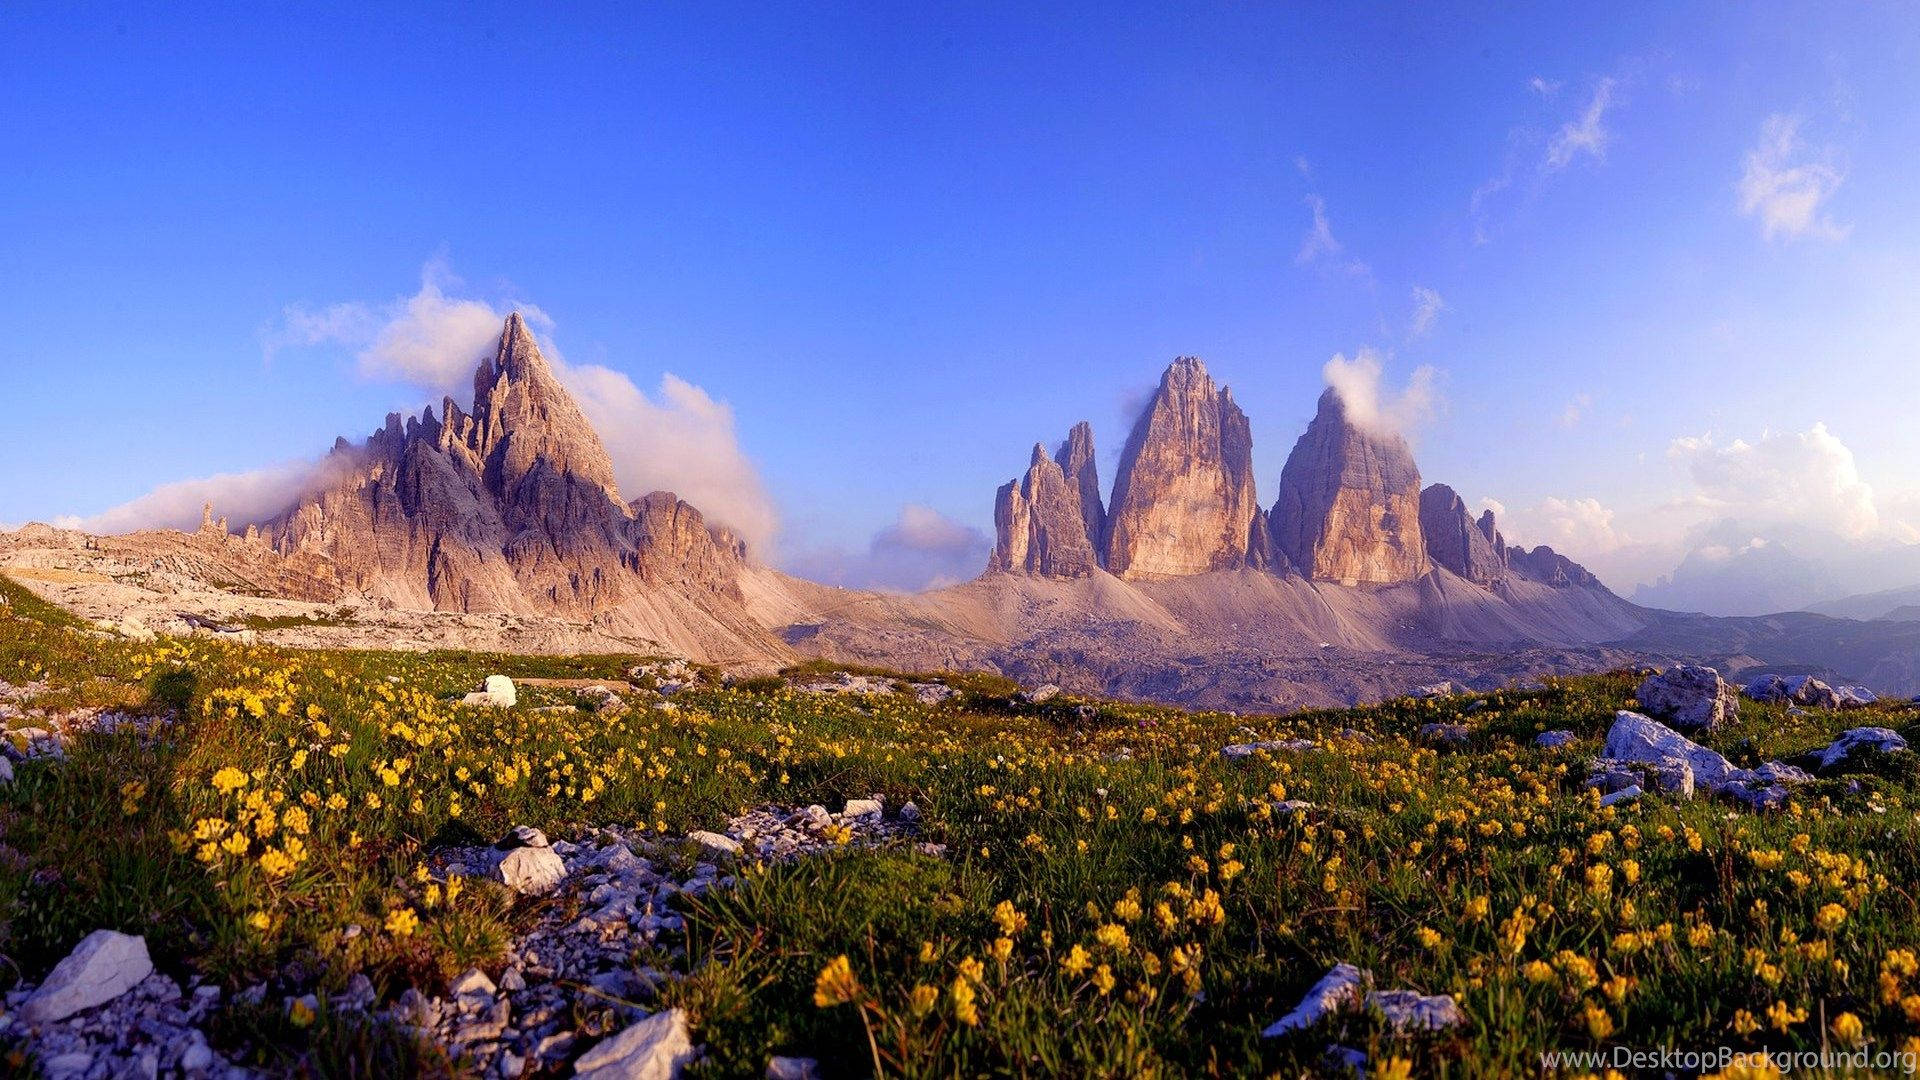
[449,968,496,999]
[766,1057,820,1080]
[1260,963,1365,1036]
[1635,665,1737,730]
[484,675,517,707]
[842,798,883,821]
[1534,730,1577,749]
[1022,683,1061,704]
[689,831,743,857]
[1222,739,1314,760]
[1598,785,1642,807]
[0,757,12,783]
[21,930,154,1024]
[1367,988,1465,1030]
[1604,711,1738,789]
[574,1007,695,1080]
[496,846,567,895]
[1818,727,1907,769]
[497,824,551,849]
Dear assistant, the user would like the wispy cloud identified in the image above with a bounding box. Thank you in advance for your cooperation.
[1545,77,1616,169]
[1528,76,1561,98]
[1408,286,1446,338]
[1294,194,1371,280]
[1737,113,1848,242]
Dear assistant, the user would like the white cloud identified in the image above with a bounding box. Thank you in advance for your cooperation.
[56,456,360,536]
[1529,76,1562,98]
[1738,113,1848,242]
[782,505,989,593]
[84,262,783,554]
[1546,78,1616,169]
[1667,422,1878,538]
[1408,286,1446,338]
[1322,348,1439,438]
[1295,194,1370,278]
[560,363,778,555]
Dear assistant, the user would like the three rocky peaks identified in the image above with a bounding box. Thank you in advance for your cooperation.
[991,356,1598,591]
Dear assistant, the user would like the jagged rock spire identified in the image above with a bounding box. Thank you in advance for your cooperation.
[1103,358,1260,580]
[470,312,623,505]
[1419,483,1507,587]
[1055,421,1106,552]
[992,440,1101,578]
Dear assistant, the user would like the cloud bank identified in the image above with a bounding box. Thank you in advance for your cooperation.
[784,505,990,593]
[56,456,357,536]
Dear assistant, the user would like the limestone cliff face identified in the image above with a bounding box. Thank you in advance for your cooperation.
[1104,358,1262,580]
[1508,544,1603,589]
[1272,389,1430,584]
[266,314,760,650]
[992,443,1101,578]
[1420,484,1507,587]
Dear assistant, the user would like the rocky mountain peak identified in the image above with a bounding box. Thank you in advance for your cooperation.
[1272,388,1429,584]
[470,313,623,506]
[1055,420,1105,549]
[1103,357,1262,580]
[992,432,1101,578]
[1419,483,1507,587]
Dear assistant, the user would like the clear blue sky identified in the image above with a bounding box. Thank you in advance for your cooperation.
[5,3,1920,595]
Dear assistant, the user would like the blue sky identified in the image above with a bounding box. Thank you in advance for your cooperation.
[5,3,1920,604]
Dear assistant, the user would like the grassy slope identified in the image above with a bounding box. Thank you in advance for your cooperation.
[3,570,1920,1076]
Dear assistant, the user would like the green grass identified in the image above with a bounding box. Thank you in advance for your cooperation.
[1,578,1919,1075]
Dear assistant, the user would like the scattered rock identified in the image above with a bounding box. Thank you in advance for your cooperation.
[1418,723,1470,747]
[497,824,551,850]
[1636,665,1738,731]
[688,830,743,857]
[1837,685,1879,709]
[1260,963,1465,1038]
[842,798,884,821]
[1021,684,1061,705]
[573,1007,695,1080]
[1602,710,1807,810]
[1818,727,1909,770]
[1221,739,1314,760]
[21,930,153,1024]
[1411,681,1458,700]
[1744,674,1842,709]
[1534,730,1577,750]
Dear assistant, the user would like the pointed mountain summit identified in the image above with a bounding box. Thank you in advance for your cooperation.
[1104,358,1263,580]
[1055,421,1106,550]
[263,314,777,660]
[470,312,623,507]
[1272,388,1430,584]
[992,440,1101,578]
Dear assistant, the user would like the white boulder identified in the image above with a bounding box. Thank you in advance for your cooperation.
[495,846,567,895]
[21,930,154,1024]
[1636,665,1738,730]
[574,1007,695,1080]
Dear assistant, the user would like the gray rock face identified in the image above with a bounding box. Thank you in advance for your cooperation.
[992,443,1102,578]
[1535,730,1578,749]
[1272,389,1429,585]
[573,1008,694,1080]
[1104,358,1263,580]
[1419,484,1507,587]
[21,930,153,1024]
[1506,544,1602,589]
[1636,666,1739,731]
